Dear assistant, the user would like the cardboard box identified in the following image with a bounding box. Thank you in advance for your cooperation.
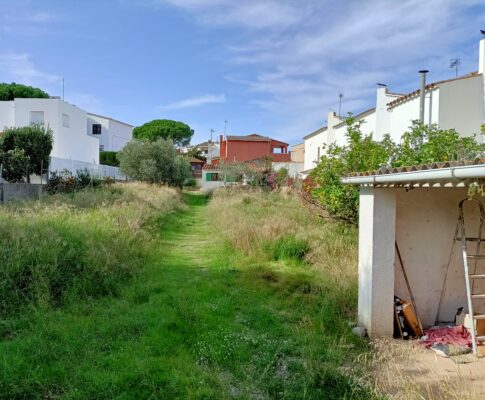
[464,313,485,336]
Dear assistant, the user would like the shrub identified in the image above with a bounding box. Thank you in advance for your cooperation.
[184,177,197,187]
[100,151,119,166]
[0,124,53,182]
[46,169,101,194]
[309,118,485,224]
[117,138,191,186]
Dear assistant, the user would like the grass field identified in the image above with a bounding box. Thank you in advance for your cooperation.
[0,185,377,399]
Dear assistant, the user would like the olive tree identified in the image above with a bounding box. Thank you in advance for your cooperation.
[117,138,191,186]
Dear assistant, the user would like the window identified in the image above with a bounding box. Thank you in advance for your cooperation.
[92,124,102,135]
[206,172,219,181]
[99,145,105,151]
[62,113,70,128]
[30,111,44,125]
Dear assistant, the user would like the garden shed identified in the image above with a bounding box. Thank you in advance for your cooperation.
[342,162,485,337]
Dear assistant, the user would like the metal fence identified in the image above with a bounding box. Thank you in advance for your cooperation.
[50,157,127,180]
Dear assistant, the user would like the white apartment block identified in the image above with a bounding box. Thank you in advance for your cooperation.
[0,98,134,177]
[87,113,133,152]
[0,98,100,164]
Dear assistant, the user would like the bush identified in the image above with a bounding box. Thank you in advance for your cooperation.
[309,117,485,224]
[0,125,53,183]
[100,151,119,166]
[184,177,197,187]
[46,169,102,194]
[117,138,191,186]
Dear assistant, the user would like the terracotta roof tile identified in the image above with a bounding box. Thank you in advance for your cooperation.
[387,72,481,109]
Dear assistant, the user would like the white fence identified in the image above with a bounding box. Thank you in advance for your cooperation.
[50,157,127,180]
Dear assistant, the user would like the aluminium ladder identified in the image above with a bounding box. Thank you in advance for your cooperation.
[458,198,485,356]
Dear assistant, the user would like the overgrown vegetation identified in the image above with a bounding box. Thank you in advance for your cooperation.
[0,183,181,317]
[0,125,53,182]
[117,138,191,186]
[0,82,49,101]
[0,188,377,399]
[309,117,485,223]
[46,168,105,194]
[99,150,119,166]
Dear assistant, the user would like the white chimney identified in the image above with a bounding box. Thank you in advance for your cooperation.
[479,38,485,75]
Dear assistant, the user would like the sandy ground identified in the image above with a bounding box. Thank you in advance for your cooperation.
[371,340,485,399]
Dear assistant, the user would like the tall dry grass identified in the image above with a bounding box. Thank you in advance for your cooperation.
[207,187,358,285]
[0,183,182,316]
[361,338,481,400]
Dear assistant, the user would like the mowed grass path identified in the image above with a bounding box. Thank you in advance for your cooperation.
[1,193,374,399]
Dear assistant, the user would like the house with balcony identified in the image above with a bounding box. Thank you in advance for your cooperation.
[219,134,291,163]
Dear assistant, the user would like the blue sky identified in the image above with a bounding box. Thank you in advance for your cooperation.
[0,0,484,145]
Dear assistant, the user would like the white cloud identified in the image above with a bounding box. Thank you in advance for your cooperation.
[161,94,226,110]
[133,0,485,140]
[0,52,61,86]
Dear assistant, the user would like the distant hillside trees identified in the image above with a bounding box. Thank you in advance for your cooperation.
[0,125,53,182]
[117,138,191,186]
[0,82,49,101]
[133,120,193,147]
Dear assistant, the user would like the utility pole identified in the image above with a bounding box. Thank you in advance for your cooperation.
[338,93,344,117]
[450,58,460,78]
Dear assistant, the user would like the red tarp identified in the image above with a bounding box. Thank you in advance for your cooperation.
[419,325,472,348]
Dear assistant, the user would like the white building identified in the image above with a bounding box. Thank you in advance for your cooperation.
[0,98,99,164]
[87,113,133,152]
[342,163,485,338]
[303,37,485,174]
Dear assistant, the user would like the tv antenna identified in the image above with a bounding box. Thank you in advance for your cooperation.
[450,58,460,78]
[338,93,344,117]
[224,119,228,136]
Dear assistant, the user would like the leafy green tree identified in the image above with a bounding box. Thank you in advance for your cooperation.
[117,138,191,186]
[393,121,483,166]
[133,120,194,146]
[309,115,485,224]
[0,148,29,183]
[0,125,53,182]
[0,82,49,101]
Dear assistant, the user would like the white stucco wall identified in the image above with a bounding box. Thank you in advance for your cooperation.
[87,113,133,152]
[303,130,326,171]
[438,75,485,139]
[395,188,484,327]
[388,88,440,143]
[375,88,401,141]
[0,98,99,164]
[0,101,14,129]
[273,161,304,178]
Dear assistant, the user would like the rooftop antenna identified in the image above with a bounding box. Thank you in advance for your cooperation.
[62,77,65,100]
[210,128,214,143]
[224,119,228,137]
[338,93,344,117]
[449,58,460,78]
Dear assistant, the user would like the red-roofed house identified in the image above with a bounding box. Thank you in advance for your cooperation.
[219,134,291,163]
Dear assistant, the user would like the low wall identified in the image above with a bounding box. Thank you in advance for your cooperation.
[0,183,43,202]
[50,157,127,180]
